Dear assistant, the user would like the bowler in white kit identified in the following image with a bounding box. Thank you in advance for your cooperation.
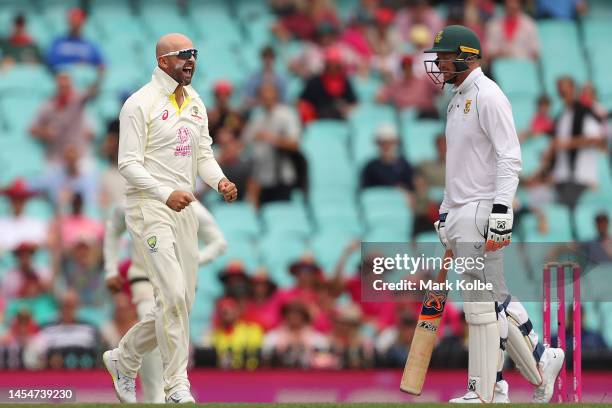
[424,25,564,403]
[102,32,237,404]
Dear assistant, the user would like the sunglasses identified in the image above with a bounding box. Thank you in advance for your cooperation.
[160,48,198,60]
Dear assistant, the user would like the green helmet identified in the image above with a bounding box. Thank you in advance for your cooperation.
[424,25,482,58]
[423,25,482,85]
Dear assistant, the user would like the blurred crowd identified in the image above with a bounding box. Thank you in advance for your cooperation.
[0,0,610,370]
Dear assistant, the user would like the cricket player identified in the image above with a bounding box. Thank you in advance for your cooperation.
[104,199,227,403]
[424,25,564,403]
[102,33,237,404]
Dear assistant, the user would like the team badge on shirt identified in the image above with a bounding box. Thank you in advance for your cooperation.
[464,99,472,114]
[147,236,157,252]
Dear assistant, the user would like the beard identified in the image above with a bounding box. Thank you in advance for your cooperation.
[169,60,195,85]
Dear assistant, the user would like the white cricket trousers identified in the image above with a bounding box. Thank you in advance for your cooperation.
[117,199,199,396]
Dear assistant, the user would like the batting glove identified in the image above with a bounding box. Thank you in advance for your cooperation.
[486,204,513,251]
[434,213,449,248]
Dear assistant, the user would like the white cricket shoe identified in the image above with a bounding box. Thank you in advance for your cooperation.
[533,347,565,403]
[102,349,137,403]
[493,380,510,403]
[449,381,510,404]
[166,389,196,403]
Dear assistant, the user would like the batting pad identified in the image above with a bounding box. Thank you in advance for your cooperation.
[464,302,500,403]
[506,302,544,386]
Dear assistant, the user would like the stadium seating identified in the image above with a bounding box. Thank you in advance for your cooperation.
[492,58,541,100]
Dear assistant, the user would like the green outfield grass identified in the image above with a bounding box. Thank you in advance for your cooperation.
[3,404,611,407]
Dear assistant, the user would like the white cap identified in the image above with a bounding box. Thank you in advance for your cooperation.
[375,123,399,142]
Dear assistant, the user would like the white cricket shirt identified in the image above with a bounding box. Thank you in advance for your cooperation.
[440,67,522,213]
[118,67,225,204]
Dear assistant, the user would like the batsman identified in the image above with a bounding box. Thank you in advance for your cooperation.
[424,25,564,403]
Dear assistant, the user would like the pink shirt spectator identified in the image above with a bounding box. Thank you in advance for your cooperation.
[57,214,104,249]
[486,12,539,60]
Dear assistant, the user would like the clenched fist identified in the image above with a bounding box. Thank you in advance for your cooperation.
[218,178,238,202]
[166,190,195,212]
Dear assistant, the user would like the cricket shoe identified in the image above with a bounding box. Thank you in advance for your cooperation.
[533,347,565,403]
[449,381,509,404]
[103,349,137,403]
[166,389,196,403]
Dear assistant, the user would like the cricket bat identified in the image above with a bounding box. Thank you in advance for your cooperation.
[400,249,453,395]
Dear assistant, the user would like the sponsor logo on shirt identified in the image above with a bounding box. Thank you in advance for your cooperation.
[464,99,472,114]
[191,106,203,121]
[174,126,192,157]
[161,110,169,120]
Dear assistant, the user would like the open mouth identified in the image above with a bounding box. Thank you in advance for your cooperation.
[182,66,193,78]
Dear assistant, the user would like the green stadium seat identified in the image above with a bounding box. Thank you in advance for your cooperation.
[5,294,58,326]
[522,203,572,242]
[350,104,397,166]
[309,231,356,275]
[353,76,383,103]
[260,201,312,237]
[259,233,307,287]
[509,96,536,131]
[402,119,443,165]
[363,227,408,242]
[311,201,362,236]
[520,135,550,176]
[0,65,54,96]
[211,202,260,240]
[303,120,350,143]
[492,58,540,99]
[360,187,413,237]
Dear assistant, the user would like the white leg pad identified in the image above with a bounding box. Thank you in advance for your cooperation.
[464,302,500,403]
[505,302,544,386]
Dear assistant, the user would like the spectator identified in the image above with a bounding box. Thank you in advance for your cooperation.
[242,46,288,109]
[219,260,251,302]
[551,77,606,212]
[367,8,403,78]
[298,47,358,121]
[376,54,439,117]
[98,120,125,216]
[1,243,52,301]
[410,172,439,239]
[520,95,554,141]
[332,242,397,331]
[46,8,104,71]
[29,71,100,161]
[204,297,264,370]
[243,83,305,206]
[243,269,281,332]
[289,23,361,79]
[272,0,340,42]
[0,14,42,65]
[49,193,104,255]
[486,0,539,61]
[24,291,100,370]
[579,213,611,264]
[417,134,446,188]
[0,309,39,369]
[553,305,607,352]
[361,124,415,191]
[394,0,444,44]
[261,300,330,368]
[100,293,138,349]
[408,24,434,78]
[207,80,244,143]
[536,0,587,20]
[215,128,255,202]
[328,303,375,369]
[277,254,323,307]
[580,82,609,122]
[375,310,417,367]
[32,144,99,210]
[430,312,469,368]
[54,231,106,308]
[0,179,48,253]
[341,14,373,67]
